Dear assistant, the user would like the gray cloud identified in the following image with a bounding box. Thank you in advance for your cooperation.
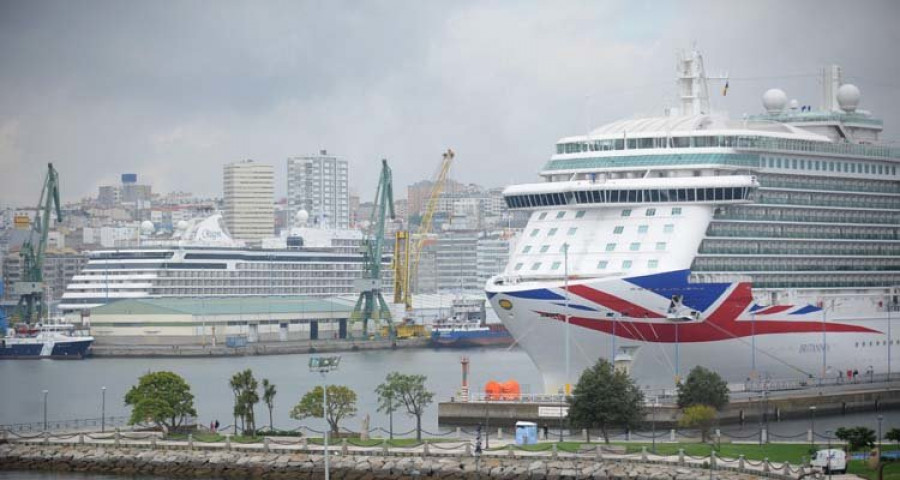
[1,0,898,206]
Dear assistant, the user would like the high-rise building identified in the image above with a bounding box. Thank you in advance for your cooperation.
[476,236,511,286]
[287,150,349,229]
[435,231,480,292]
[223,160,274,242]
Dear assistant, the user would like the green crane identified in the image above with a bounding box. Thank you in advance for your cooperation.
[350,159,395,337]
[14,163,63,324]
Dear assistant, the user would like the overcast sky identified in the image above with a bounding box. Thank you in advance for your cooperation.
[1,0,898,207]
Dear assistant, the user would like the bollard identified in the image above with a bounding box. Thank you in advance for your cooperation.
[497,427,503,440]
[465,442,472,456]
[715,429,721,445]
[382,438,389,455]
[78,433,85,445]
[341,438,348,456]
[456,427,462,439]
[188,433,193,450]
[43,431,50,445]
[710,450,717,469]
[595,445,603,461]
[761,427,768,444]
[582,429,589,442]
[264,437,270,452]
[670,429,676,442]
[226,434,232,451]
[552,443,558,460]
[641,446,648,461]
[807,428,813,444]
[763,457,770,474]
[507,444,514,457]
[423,440,430,457]
[678,448,685,465]
[301,436,308,449]
[151,436,157,450]
[114,428,121,447]
[738,455,745,470]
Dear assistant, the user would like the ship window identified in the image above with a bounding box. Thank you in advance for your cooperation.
[672,207,682,215]
[638,225,649,234]
[540,245,550,253]
[514,263,524,271]
[622,209,632,217]
[622,260,632,269]
[648,259,659,269]
[645,208,656,217]
[800,159,806,169]
[556,211,566,219]
[664,224,674,233]
[567,227,578,236]
[598,260,608,270]
[613,226,624,234]
[791,159,797,169]
[531,262,542,271]
[777,158,783,168]
[575,210,586,218]
[551,261,561,270]
[656,242,667,251]
[538,212,547,220]
[522,246,532,253]
[629,242,641,251]
[605,243,616,252]
[530,229,540,237]
[548,228,558,237]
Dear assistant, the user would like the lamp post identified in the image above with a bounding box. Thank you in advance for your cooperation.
[309,356,341,480]
[877,414,884,460]
[826,430,833,480]
[563,242,570,392]
[42,390,48,432]
[651,397,658,453]
[809,406,817,450]
[101,386,107,433]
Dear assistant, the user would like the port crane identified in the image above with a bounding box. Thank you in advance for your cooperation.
[393,149,454,312]
[350,159,395,337]
[14,163,63,324]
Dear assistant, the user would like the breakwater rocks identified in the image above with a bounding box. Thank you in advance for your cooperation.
[1,444,775,479]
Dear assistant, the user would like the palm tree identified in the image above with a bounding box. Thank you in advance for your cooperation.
[262,379,277,431]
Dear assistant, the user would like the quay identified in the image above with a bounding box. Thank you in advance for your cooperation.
[438,377,900,428]
[91,337,430,358]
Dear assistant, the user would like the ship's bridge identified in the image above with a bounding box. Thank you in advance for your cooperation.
[503,175,757,210]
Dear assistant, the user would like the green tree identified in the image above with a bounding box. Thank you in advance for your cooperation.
[229,369,260,435]
[678,404,718,443]
[886,427,900,444]
[124,371,197,433]
[290,385,357,434]
[262,379,277,431]
[835,426,876,451]
[676,366,729,410]
[375,372,434,440]
[567,358,644,444]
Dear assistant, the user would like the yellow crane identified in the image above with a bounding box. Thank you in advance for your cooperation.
[393,148,455,312]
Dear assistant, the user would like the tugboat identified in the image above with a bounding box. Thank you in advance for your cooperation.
[430,299,514,348]
[1,285,94,359]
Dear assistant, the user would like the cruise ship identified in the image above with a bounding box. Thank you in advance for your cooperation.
[486,51,899,391]
[60,212,391,312]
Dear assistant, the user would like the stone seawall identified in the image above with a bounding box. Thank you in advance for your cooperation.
[0,444,773,480]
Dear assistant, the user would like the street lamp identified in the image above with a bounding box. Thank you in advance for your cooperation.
[877,414,884,460]
[563,242,570,391]
[101,386,107,433]
[651,397,658,453]
[309,356,341,480]
[809,406,817,450]
[42,390,49,432]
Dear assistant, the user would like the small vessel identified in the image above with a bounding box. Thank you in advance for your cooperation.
[1,321,94,359]
[430,299,514,348]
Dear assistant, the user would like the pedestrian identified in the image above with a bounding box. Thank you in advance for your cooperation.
[838,370,843,383]
[215,419,220,433]
[853,368,859,382]
[210,420,215,433]
[543,424,549,440]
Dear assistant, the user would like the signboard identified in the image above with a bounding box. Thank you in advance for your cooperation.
[538,406,569,418]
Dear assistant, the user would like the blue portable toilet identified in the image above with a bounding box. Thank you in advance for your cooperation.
[515,421,538,445]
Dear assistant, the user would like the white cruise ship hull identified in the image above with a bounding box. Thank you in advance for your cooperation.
[487,269,892,391]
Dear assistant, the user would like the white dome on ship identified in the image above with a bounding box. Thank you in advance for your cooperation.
[837,84,861,112]
[762,88,787,113]
[296,209,309,225]
[140,220,155,233]
[176,220,188,230]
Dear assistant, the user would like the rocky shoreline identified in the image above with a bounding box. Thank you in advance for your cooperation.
[0,444,782,479]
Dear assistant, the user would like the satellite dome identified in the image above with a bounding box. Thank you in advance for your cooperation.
[176,220,188,230]
[140,220,155,233]
[837,84,861,112]
[788,99,800,111]
[762,89,787,113]
[295,209,309,225]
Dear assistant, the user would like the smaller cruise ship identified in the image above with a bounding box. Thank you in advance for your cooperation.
[59,213,391,313]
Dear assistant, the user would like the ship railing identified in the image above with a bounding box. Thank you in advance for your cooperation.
[738,370,900,393]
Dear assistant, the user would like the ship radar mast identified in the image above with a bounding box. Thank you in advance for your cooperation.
[676,49,728,116]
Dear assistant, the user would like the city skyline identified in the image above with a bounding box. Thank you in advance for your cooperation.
[2,1,898,207]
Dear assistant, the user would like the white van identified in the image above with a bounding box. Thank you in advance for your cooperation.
[811,449,847,474]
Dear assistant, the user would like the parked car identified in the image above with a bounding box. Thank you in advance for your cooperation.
[811,449,847,474]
